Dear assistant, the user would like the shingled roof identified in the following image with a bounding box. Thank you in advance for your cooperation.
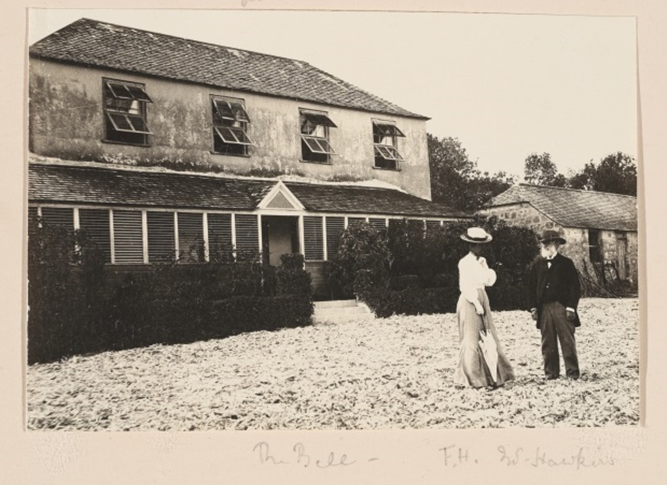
[28,162,466,219]
[487,184,637,231]
[29,18,427,120]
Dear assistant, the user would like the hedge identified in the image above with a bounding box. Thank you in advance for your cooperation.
[27,222,313,364]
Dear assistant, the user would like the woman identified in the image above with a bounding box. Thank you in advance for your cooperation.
[453,227,514,388]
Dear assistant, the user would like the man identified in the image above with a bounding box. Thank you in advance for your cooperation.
[528,230,582,380]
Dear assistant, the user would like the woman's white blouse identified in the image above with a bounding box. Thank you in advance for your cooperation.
[458,252,497,305]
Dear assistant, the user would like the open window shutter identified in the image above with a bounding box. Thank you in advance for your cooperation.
[235,214,259,260]
[113,210,143,264]
[303,216,324,261]
[147,211,175,263]
[208,213,233,262]
[79,208,112,263]
[177,212,204,263]
[325,216,345,260]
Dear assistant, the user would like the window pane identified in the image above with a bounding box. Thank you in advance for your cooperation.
[147,211,175,263]
[128,116,152,134]
[373,122,405,137]
[208,213,233,262]
[213,99,235,120]
[177,212,204,263]
[304,216,324,261]
[107,82,133,99]
[79,208,111,263]
[302,135,334,154]
[113,210,143,264]
[302,112,337,128]
[126,85,152,103]
[325,216,345,260]
[107,113,134,132]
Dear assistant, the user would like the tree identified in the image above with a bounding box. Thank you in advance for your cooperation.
[428,134,515,212]
[523,152,568,186]
[568,152,637,196]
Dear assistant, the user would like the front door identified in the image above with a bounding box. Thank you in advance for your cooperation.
[261,216,299,266]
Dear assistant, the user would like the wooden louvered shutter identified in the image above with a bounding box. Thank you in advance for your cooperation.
[177,212,204,263]
[303,216,324,261]
[113,210,144,264]
[369,217,388,233]
[147,211,175,263]
[40,207,74,229]
[235,214,259,260]
[79,208,112,263]
[325,216,345,261]
[208,213,233,262]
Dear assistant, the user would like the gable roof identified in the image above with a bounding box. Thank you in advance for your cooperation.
[28,162,467,219]
[29,18,427,120]
[487,184,637,231]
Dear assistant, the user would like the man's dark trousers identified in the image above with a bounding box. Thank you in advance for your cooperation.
[540,301,579,379]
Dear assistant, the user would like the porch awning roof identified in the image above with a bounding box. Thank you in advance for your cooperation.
[28,162,469,219]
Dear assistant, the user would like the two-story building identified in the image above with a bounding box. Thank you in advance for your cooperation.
[28,18,468,296]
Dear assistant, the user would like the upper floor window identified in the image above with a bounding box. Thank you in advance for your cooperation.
[103,79,153,145]
[212,96,253,156]
[300,109,336,163]
[373,120,405,170]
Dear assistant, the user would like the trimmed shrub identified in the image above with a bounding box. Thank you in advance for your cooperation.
[326,222,391,298]
[27,224,315,364]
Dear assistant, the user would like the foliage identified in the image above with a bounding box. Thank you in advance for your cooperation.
[27,224,314,364]
[328,214,540,316]
[523,152,568,187]
[568,152,637,196]
[326,222,391,298]
[428,133,515,212]
[522,151,637,196]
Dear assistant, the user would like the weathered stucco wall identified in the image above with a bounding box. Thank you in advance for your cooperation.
[29,59,431,199]
[481,203,638,285]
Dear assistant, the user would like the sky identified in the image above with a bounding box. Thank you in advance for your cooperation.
[28,9,638,180]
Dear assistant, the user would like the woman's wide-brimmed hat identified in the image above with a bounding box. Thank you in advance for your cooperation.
[460,227,493,244]
[539,229,566,245]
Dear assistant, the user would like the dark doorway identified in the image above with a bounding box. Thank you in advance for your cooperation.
[261,216,299,266]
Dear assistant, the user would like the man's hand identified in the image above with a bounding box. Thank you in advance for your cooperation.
[531,308,538,321]
[566,309,576,321]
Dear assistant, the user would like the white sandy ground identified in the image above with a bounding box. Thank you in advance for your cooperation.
[26,298,639,430]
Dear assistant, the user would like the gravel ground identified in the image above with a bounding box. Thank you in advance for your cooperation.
[26,298,639,430]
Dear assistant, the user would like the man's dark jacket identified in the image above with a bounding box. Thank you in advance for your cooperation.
[528,253,582,329]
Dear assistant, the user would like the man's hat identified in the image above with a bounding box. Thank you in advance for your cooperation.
[539,229,566,245]
[460,227,493,244]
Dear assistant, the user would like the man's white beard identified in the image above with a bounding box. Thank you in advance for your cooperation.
[541,247,556,259]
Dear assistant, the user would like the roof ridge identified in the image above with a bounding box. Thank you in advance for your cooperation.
[518,183,637,199]
[37,18,315,68]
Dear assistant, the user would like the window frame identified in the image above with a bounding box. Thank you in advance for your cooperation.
[372,119,405,170]
[102,78,153,146]
[300,109,337,164]
[211,95,254,157]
